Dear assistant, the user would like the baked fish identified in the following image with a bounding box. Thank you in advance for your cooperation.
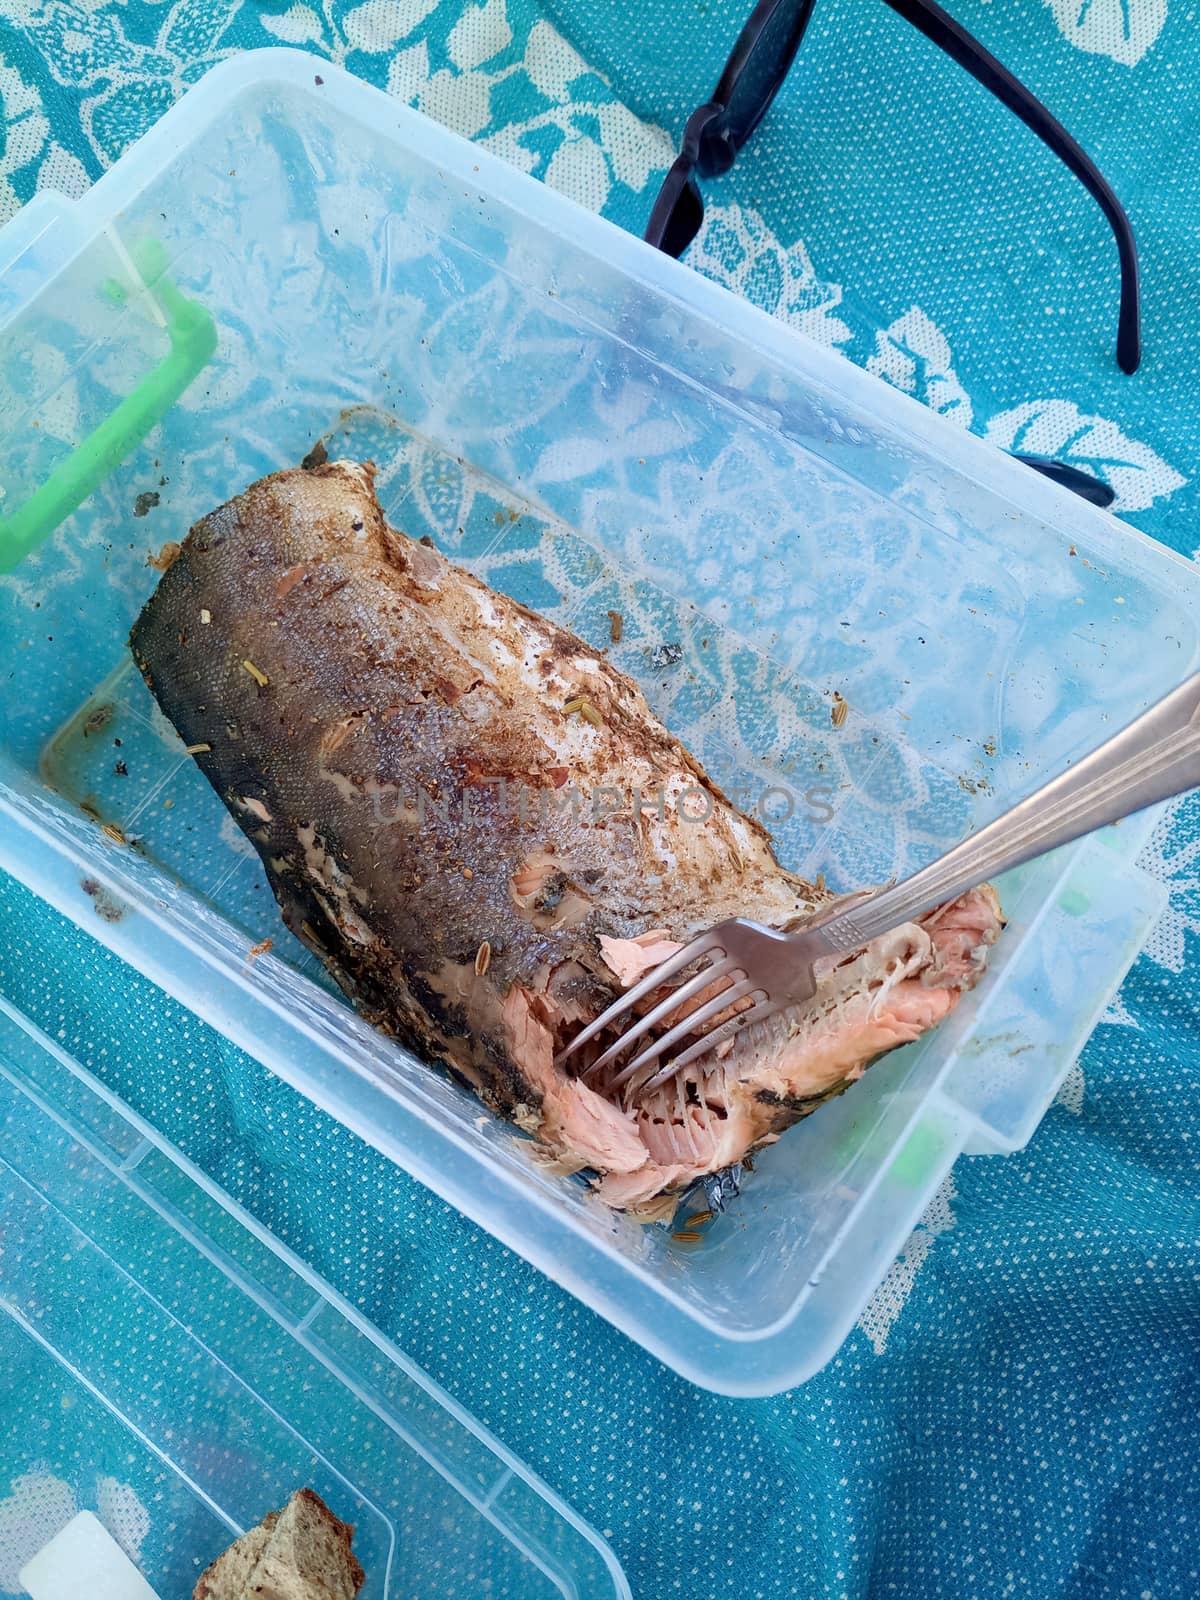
[131,461,1001,1212]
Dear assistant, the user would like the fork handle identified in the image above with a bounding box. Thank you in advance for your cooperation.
[811,671,1200,952]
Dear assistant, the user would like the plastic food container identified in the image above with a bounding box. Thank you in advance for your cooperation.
[0,49,1193,1396]
[0,988,628,1598]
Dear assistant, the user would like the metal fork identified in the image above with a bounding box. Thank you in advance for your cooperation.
[561,671,1200,1097]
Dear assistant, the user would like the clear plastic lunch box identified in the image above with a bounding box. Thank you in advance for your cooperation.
[0,986,628,1597]
[0,49,1192,1396]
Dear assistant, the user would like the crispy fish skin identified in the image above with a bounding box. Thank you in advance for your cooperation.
[130,461,1001,1208]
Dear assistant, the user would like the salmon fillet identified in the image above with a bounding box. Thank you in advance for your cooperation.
[130,461,1002,1213]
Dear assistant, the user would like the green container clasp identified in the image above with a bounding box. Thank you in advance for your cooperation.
[0,237,216,574]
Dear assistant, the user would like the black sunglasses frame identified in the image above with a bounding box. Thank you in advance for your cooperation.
[645,0,1142,508]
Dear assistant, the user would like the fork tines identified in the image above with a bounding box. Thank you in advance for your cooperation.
[557,922,768,1097]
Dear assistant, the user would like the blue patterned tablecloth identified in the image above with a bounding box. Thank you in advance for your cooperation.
[1,2,1199,1596]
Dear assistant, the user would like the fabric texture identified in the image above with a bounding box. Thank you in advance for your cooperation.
[1,1,1199,1596]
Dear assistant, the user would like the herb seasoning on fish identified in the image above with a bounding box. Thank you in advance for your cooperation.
[131,461,1002,1213]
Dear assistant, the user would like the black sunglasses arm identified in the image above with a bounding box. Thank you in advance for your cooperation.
[886,0,1140,374]
[644,104,723,258]
[643,0,1133,505]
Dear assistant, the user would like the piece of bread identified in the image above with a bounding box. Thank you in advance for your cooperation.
[193,1517,276,1600]
[244,1488,365,1600]
[193,1491,364,1600]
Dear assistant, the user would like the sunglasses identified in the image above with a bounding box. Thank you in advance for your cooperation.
[646,0,1141,508]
